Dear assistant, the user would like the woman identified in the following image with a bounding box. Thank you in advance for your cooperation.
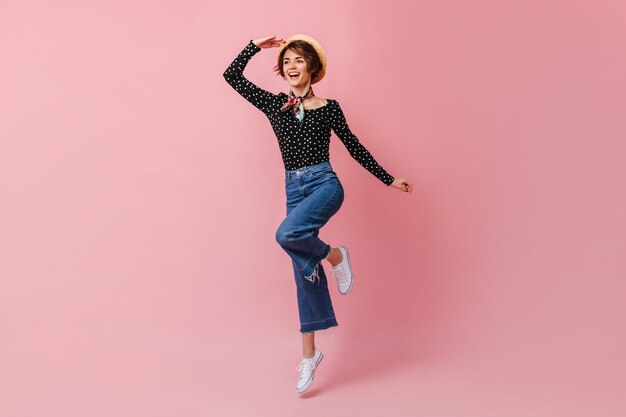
[223,34,412,393]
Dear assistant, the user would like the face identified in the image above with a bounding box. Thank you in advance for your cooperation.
[282,48,313,88]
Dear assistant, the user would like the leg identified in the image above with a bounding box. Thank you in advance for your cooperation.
[276,179,344,282]
[325,246,344,266]
[302,331,315,358]
[292,258,338,333]
[284,166,342,393]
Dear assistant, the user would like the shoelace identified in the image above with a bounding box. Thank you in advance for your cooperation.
[296,359,315,377]
[333,264,349,285]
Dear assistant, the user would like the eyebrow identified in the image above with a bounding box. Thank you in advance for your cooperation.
[283,56,304,61]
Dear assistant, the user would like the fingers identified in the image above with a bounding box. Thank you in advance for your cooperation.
[265,36,286,48]
[256,35,286,48]
[392,179,412,193]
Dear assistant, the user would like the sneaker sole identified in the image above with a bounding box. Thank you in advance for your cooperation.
[296,351,324,393]
[338,246,354,295]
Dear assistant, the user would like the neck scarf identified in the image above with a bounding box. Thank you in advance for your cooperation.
[280,87,315,122]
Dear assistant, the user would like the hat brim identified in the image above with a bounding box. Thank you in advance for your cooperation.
[278,34,327,84]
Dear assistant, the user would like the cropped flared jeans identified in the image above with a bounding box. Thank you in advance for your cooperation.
[276,161,345,333]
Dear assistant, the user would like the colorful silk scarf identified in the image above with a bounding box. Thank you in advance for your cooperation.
[280,87,315,122]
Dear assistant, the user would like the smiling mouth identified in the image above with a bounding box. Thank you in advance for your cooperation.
[288,72,301,80]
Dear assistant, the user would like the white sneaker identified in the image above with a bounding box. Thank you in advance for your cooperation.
[332,246,354,295]
[296,348,323,393]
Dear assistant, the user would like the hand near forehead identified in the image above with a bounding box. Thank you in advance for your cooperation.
[253,35,287,49]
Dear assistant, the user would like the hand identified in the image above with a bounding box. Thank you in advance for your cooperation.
[252,35,286,49]
[390,177,413,193]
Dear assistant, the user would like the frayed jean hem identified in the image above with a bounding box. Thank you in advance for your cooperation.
[303,244,331,284]
[300,317,338,333]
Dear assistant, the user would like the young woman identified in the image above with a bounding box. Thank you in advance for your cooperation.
[223,34,412,393]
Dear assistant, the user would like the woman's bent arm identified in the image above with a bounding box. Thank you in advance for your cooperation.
[223,40,280,115]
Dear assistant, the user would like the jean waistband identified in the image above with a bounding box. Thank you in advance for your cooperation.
[284,161,333,180]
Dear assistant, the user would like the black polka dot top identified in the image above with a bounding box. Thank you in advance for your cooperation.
[223,40,395,186]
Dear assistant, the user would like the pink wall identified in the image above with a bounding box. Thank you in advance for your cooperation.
[1,1,625,416]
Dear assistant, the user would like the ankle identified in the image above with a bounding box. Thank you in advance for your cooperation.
[327,247,343,267]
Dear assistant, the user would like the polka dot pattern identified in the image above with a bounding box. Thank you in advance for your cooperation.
[223,40,395,186]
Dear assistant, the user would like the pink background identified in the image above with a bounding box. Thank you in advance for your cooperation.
[1,1,625,416]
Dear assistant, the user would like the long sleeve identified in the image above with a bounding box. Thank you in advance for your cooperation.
[223,40,280,115]
[330,101,395,186]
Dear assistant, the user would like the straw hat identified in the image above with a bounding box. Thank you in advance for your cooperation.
[278,34,327,84]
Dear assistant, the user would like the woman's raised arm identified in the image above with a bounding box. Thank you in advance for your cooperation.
[223,36,286,115]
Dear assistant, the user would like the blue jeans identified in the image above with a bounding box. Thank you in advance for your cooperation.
[276,161,345,333]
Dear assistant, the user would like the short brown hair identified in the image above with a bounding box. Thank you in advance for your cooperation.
[273,40,322,81]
